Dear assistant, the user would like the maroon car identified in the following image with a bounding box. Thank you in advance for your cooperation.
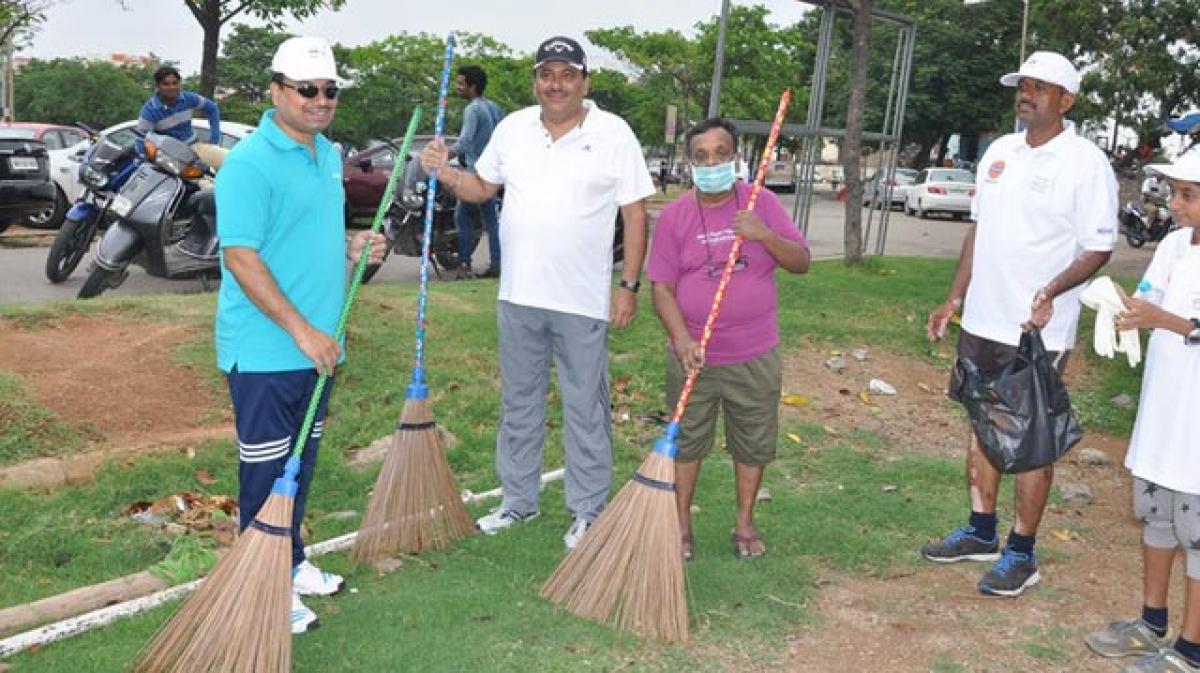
[343,135,457,226]
[0,122,90,228]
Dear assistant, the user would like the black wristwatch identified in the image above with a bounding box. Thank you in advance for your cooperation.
[1185,318,1200,346]
[617,278,641,294]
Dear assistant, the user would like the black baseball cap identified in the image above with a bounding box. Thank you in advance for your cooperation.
[534,36,587,73]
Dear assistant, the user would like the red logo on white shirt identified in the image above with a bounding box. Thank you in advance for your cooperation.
[987,160,1005,180]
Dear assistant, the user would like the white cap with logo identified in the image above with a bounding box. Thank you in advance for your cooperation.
[1148,150,1200,183]
[272,36,342,83]
[999,51,1081,94]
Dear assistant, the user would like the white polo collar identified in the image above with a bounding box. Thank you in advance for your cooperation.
[1017,120,1076,155]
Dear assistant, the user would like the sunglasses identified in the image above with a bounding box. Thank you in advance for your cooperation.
[706,256,748,278]
[279,80,340,100]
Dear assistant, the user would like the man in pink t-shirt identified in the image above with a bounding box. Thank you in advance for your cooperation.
[647,118,810,560]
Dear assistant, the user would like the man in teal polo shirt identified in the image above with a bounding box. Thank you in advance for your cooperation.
[215,36,385,634]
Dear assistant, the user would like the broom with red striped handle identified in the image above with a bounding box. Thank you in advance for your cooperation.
[540,89,793,643]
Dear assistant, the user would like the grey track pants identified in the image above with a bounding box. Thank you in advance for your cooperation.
[496,300,612,521]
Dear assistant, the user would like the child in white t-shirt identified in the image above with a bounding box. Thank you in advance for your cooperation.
[1084,151,1200,672]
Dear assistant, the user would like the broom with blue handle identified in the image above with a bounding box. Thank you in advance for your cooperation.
[352,33,475,563]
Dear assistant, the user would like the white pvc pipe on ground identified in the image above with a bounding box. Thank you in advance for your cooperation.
[0,468,564,658]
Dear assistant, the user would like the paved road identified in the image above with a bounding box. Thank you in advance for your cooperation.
[0,195,1154,305]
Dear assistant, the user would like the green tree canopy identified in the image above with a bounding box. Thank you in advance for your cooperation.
[14,58,154,128]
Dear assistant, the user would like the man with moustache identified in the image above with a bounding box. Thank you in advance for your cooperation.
[215,36,386,632]
[922,51,1117,596]
[420,35,655,551]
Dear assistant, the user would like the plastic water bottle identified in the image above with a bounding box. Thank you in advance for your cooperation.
[1136,279,1165,305]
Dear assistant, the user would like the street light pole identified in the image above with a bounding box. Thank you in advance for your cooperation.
[707,0,731,118]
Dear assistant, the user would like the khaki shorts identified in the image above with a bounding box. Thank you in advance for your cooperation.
[664,347,781,466]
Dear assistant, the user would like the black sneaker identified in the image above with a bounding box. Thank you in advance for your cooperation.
[978,548,1041,597]
[480,265,500,279]
[920,526,1000,563]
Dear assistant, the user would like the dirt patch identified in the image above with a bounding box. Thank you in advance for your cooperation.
[780,344,964,459]
[0,315,230,461]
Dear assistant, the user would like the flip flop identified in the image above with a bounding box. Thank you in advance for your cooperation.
[731,529,766,559]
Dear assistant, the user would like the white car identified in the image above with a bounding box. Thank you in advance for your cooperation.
[904,168,975,220]
[862,167,918,210]
[52,119,255,210]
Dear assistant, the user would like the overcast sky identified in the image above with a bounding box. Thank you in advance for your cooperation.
[25,0,813,74]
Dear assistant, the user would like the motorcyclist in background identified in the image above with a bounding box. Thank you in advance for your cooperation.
[137,65,226,172]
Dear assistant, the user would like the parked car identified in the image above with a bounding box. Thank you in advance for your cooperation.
[54,119,254,212]
[764,159,796,193]
[343,135,459,226]
[0,130,55,234]
[862,168,918,210]
[0,122,90,228]
[904,168,975,220]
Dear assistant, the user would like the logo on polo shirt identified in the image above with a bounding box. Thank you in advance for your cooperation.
[987,160,1005,181]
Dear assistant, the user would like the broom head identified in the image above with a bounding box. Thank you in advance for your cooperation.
[539,427,688,642]
[133,461,298,673]
[351,388,475,563]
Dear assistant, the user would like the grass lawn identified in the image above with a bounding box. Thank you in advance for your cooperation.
[0,257,1143,671]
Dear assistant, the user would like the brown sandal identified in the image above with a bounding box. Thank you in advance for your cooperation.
[731,529,766,559]
[681,532,694,562]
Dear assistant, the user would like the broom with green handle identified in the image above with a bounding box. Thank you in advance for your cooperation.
[540,88,793,644]
[131,106,424,673]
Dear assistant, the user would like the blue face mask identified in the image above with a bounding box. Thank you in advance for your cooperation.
[692,161,736,193]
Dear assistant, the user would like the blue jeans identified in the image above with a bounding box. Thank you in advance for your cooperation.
[455,196,499,269]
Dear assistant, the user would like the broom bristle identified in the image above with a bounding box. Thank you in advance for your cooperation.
[540,452,688,642]
[133,493,294,673]
[351,398,475,562]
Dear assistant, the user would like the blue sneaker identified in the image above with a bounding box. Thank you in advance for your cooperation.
[920,526,1000,563]
[978,548,1041,597]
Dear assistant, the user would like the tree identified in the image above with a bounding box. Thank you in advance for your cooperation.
[122,1,345,97]
[214,23,293,125]
[14,58,154,127]
[841,0,872,266]
[0,0,50,46]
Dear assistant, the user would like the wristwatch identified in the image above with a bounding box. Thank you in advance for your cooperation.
[1186,318,1200,346]
[617,278,641,293]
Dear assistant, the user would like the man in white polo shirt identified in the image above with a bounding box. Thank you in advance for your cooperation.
[923,51,1117,597]
[420,35,654,551]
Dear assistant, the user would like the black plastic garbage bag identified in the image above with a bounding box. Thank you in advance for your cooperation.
[951,329,1083,473]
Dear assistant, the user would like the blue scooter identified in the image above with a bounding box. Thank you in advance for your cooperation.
[44,127,139,283]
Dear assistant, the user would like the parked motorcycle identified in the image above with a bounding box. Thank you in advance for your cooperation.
[78,133,219,299]
[1120,199,1175,248]
[361,149,482,284]
[44,129,139,283]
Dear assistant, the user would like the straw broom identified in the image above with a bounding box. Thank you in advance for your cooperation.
[351,33,474,563]
[540,89,794,643]
[130,108,425,673]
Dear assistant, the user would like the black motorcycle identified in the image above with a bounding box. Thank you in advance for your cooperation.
[361,148,480,284]
[1119,199,1174,248]
[45,130,139,283]
[78,133,219,299]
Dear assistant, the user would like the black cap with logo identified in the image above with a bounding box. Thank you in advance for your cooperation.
[534,36,587,74]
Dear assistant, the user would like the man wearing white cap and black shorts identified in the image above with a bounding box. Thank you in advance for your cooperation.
[420,36,655,552]
[922,51,1118,596]
[215,36,386,632]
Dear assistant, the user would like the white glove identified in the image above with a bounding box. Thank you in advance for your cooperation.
[1080,276,1141,367]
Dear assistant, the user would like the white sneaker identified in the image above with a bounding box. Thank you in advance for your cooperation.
[563,517,591,551]
[476,507,540,535]
[291,592,319,634]
[292,560,345,596]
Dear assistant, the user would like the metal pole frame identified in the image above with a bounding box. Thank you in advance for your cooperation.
[728,1,915,257]
[708,0,732,118]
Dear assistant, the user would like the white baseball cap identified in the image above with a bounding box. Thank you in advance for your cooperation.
[999,51,1081,94]
[1147,150,1200,183]
[272,36,341,83]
